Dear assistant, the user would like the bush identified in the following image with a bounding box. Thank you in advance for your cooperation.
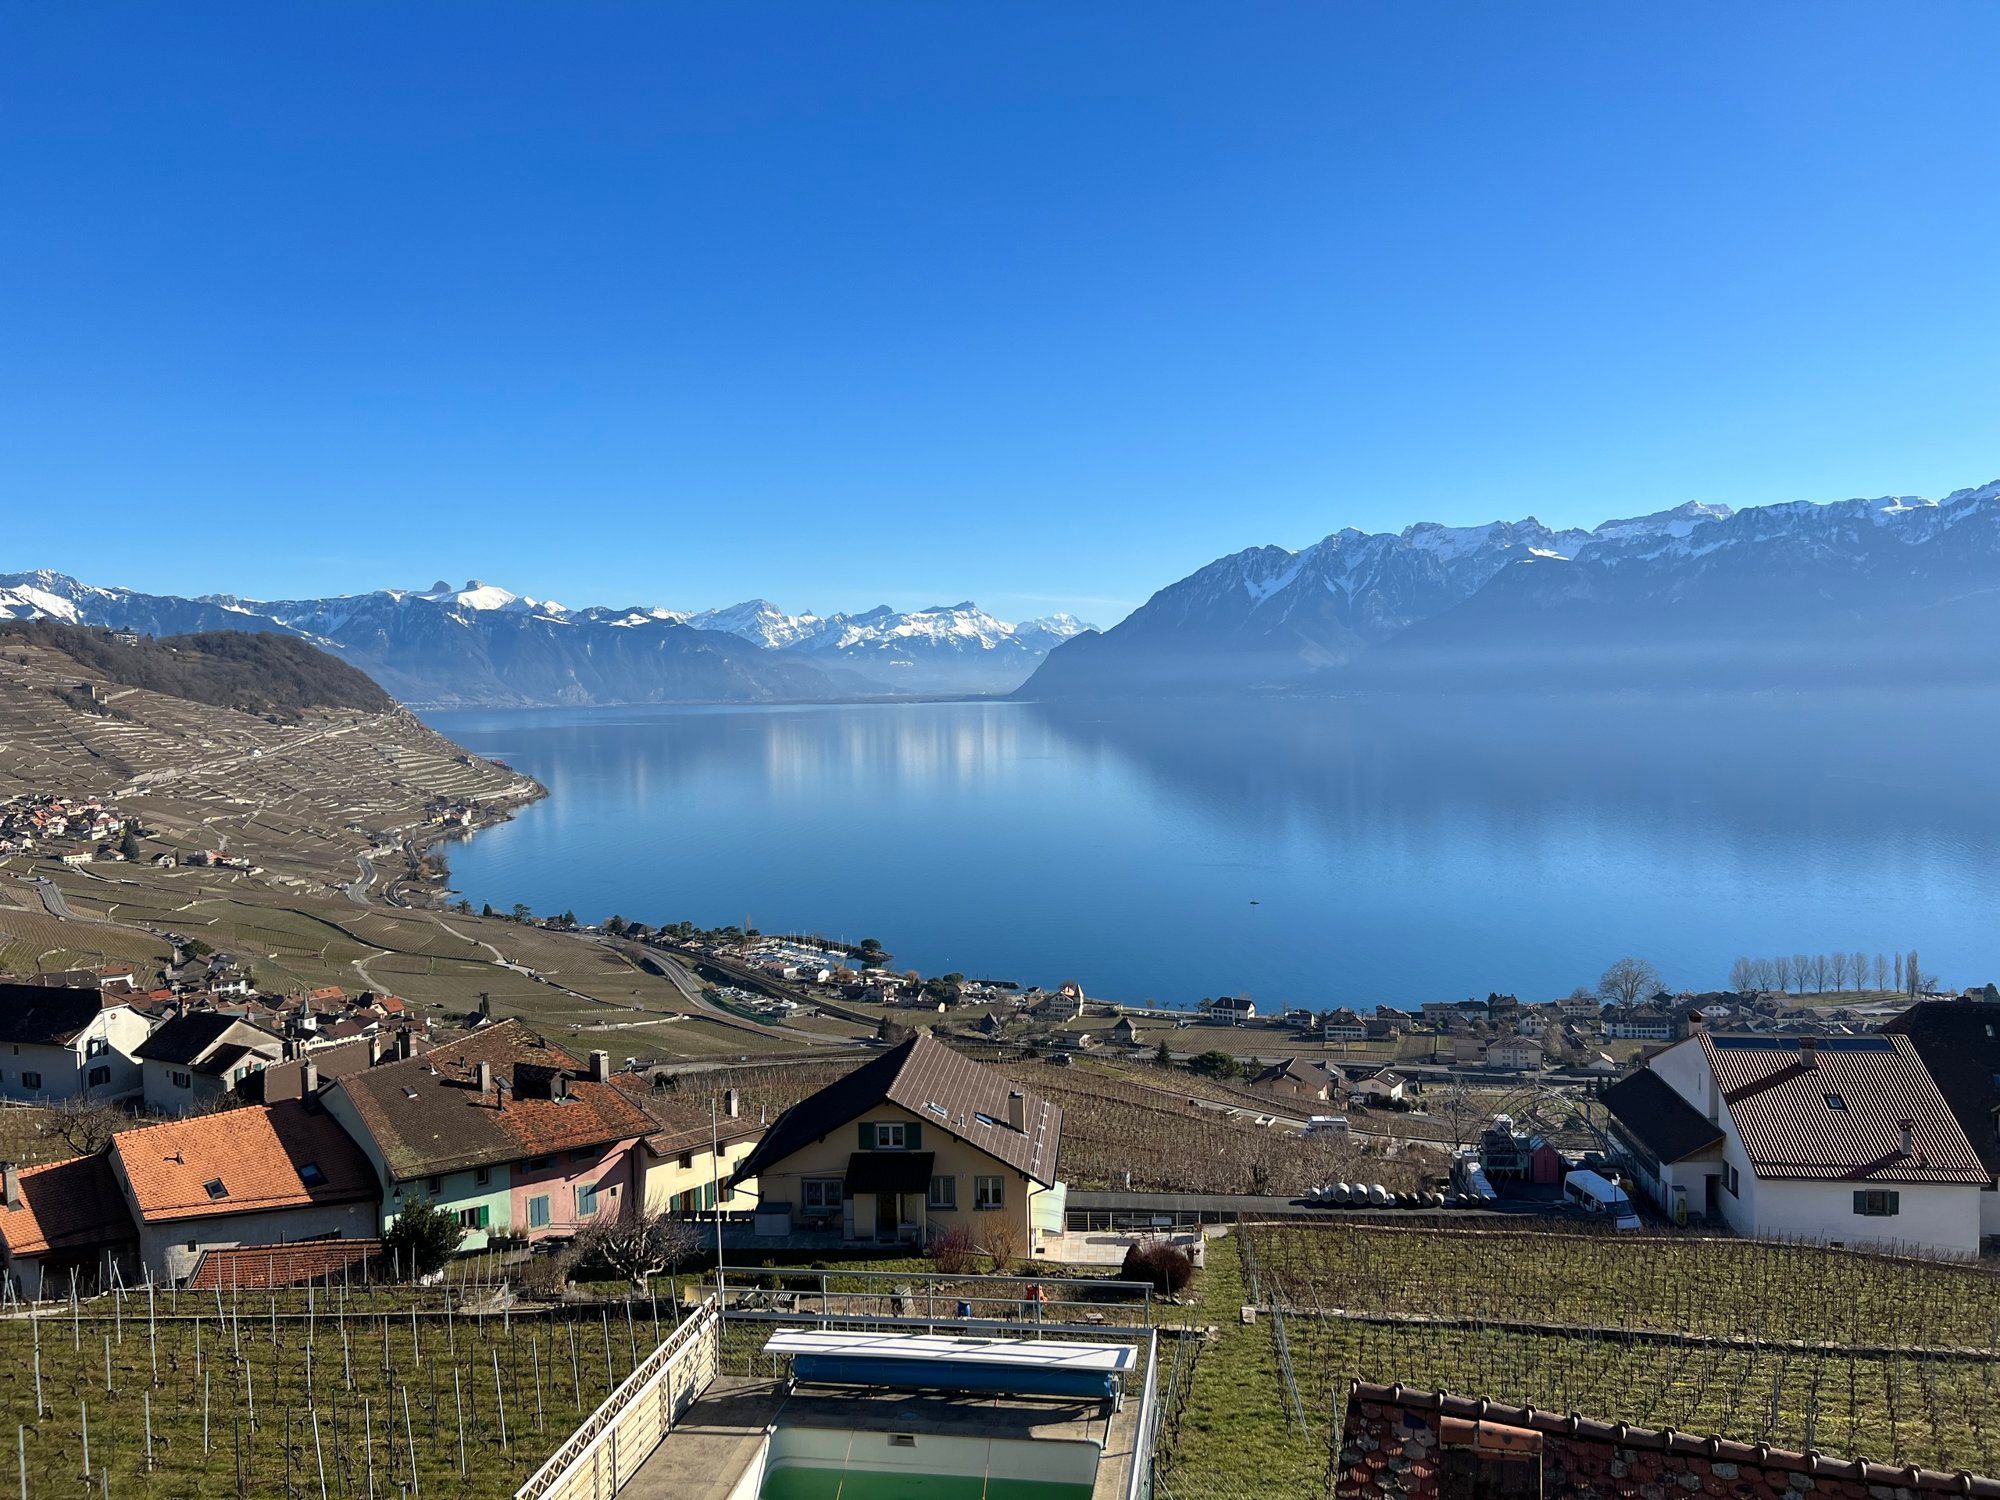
[384,1199,467,1279]
[928,1223,980,1276]
[1119,1238,1196,1297]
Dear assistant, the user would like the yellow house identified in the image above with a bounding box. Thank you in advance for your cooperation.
[619,1077,765,1218]
[728,1034,1064,1254]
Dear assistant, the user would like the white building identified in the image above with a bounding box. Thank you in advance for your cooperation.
[133,1011,285,1114]
[0,982,152,1102]
[1608,1034,1984,1257]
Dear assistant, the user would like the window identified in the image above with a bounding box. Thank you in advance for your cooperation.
[474,1167,490,1187]
[1824,1092,1847,1112]
[170,1070,193,1090]
[802,1178,843,1215]
[299,1162,325,1187]
[426,1176,442,1195]
[1723,1163,1739,1197]
[875,1122,907,1150]
[575,1184,599,1218]
[928,1175,956,1210]
[527,1195,551,1229]
[203,1178,228,1201]
[87,1066,110,1088]
[527,1156,551,1170]
[974,1175,1004,1210]
[86,1037,107,1057]
[20,1072,39,1091]
[1854,1189,1901,1217]
[457,1205,490,1230]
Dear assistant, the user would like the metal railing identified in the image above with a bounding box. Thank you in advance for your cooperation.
[1125,1329,1162,1500]
[711,1263,1155,1334]
[513,1293,719,1500]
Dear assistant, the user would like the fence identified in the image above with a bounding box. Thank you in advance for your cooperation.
[512,1294,719,1500]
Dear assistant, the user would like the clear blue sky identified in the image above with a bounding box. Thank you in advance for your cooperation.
[4,4,1997,625]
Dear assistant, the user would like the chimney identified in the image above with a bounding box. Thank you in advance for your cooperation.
[367,1035,382,1066]
[302,1058,319,1094]
[552,1072,568,1101]
[589,1050,610,1084]
[1799,1037,1817,1070]
[2,1164,18,1210]
[1006,1090,1027,1133]
[1901,1119,1915,1157]
[476,1060,493,1098]
[724,1087,740,1120]
[395,1029,415,1060]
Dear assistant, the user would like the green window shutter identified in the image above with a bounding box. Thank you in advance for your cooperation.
[1887,1191,1900,1215]
[859,1122,876,1149]
[1853,1190,1866,1214]
[905,1122,922,1150]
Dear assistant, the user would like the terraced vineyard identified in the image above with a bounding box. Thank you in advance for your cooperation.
[1231,1221,2000,1485]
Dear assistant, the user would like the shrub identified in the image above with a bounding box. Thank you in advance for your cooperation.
[384,1199,466,1279]
[1119,1238,1196,1297]
[929,1223,980,1276]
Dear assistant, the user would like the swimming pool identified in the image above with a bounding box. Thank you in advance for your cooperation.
[743,1424,1101,1500]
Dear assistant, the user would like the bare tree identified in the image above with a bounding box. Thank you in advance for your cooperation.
[1790,954,1811,994]
[1774,955,1796,994]
[1729,957,1756,995]
[1598,956,1661,1008]
[1894,952,1905,994]
[1829,952,1850,992]
[44,1096,130,1156]
[574,1204,702,1297]
[1851,952,1869,993]
[1908,949,1922,997]
[1429,1080,1491,1154]
[1752,957,1778,993]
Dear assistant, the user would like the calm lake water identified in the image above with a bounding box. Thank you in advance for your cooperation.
[425,693,2000,1009]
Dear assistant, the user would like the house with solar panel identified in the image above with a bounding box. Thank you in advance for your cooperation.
[727,1032,1065,1252]
[1606,1033,1986,1256]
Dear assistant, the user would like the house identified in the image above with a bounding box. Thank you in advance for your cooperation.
[0,982,152,1102]
[1631,1034,1985,1256]
[1603,1006,1682,1042]
[1485,1038,1545,1072]
[620,1081,764,1217]
[1321,1009,1369,1042]
[133,1011,286,1113]
[107,1100,379,1283]
[1208,996,1256,1023]
[728,1033,1064,1253]
[0,1154,139,1299]
[1880,1000,2000,1246]
[1250,1057,1329,1103]
[323,1020,655,1253]
[1601,1066,1727,1224]
[1109,1016,1141,1047]
[1347,1067,1409,1105]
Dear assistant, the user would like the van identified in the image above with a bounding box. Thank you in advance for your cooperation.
[1305,1115,1349,1137]
[1564,1168,1641,1229]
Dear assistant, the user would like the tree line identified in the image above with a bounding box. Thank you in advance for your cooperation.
[1727,949,1934,998]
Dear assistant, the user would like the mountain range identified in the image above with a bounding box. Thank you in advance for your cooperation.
[1023,478,2000,696]
[0,573,1093,706]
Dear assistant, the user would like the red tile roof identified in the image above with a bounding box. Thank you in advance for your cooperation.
[330,1019,653,1181]
[0,1154,134,1258]
[1700,1034,1986,1184]
[184,1238,384,1291]
[111,1101,377,1223]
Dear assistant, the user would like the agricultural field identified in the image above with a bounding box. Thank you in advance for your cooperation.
[1222,1221,2000,1487]
[0,1276,673,1498]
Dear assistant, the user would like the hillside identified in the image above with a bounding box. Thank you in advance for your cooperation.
[0,618,394,718]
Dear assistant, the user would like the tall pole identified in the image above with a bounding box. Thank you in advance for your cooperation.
[712,1096,725,1313]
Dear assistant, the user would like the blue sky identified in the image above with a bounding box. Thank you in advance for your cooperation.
[3,4,1997,625]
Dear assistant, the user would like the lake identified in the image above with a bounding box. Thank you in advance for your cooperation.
[424,692,2000,1009]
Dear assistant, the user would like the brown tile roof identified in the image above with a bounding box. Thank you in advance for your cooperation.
[185,1238,384,1291]
[111,1101,378,1223]
[0,1154,134,1258]
[731,1034,1063,1187]
[612,1074,764,1157]
[1699,1034,1986,1184]
[330,1019,653,1181]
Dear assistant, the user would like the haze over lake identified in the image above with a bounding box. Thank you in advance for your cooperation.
[426,693,2000,1009]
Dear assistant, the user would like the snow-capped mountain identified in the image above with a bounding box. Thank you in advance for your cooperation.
[1023,479,2000,696]
[0,572,1092,703]
[685,599,1094,693]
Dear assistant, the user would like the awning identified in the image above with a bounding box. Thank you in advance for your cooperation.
[844,1151,934,1194]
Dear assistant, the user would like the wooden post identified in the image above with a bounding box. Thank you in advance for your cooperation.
[363,1398,375,1500]
[400,1386,419,1498]
[453,1370,466,1476]
[492,1348,508,1453]
[79,1399,89,1480]
[312,1404,329,1500]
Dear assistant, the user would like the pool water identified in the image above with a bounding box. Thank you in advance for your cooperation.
[760,1468,1093,1500]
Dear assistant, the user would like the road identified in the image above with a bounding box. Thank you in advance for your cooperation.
[30,878,77,920]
